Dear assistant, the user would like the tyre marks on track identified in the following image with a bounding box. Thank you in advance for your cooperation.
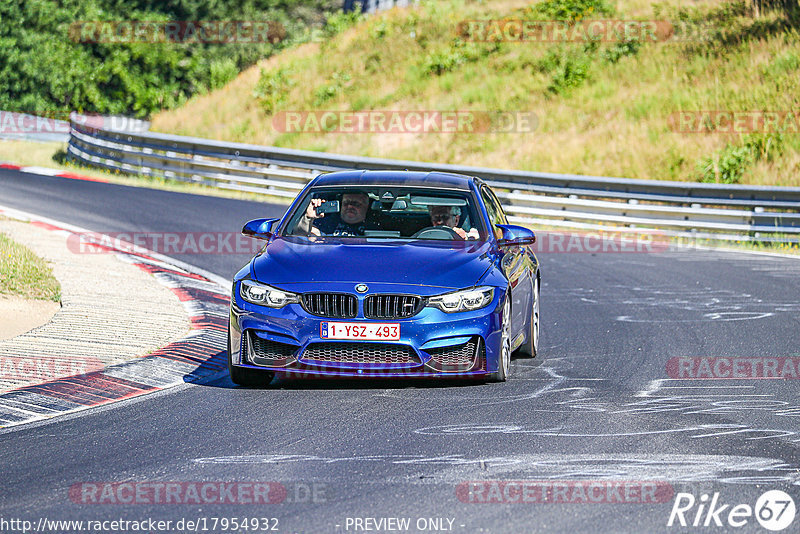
[406,357,800,439]
[559,284,800,322]
[191,452,800,486]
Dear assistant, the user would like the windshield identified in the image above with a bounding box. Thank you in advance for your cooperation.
[283,186,487,241]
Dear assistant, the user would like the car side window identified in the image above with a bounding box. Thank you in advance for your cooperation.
[487,187,508,225]
[480,186,503,240]
[480,185,507,229]
[480,188,498,226]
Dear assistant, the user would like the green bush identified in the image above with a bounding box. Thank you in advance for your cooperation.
[760,51,800,78]
[697,134,784,183]
[533,0,615,21]
[253,66,294,113]
[422,48,468,75]
[322,9,366,39]
[547,46,593,94]
[209,59,240,92]
[313,71,351,105]
[697,145,753,184]
[745,132,785,162]
[421,38,500,76]
[602,39,641,63]
[0,0,339,118]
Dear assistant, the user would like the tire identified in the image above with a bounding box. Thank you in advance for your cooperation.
[488,297,512,382]
[227,329,274,386]
[516,274,540,358]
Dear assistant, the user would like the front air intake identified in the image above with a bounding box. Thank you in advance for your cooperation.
[301,293,358,319]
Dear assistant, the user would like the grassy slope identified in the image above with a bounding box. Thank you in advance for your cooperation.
[151,0,800,186]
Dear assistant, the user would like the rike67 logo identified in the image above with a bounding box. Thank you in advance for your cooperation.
[668,490,796,531]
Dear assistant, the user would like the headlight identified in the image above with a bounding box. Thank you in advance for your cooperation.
[239,280,299,308]
[428,286,494,313]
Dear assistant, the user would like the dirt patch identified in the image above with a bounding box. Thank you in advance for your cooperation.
[0,294,60,341]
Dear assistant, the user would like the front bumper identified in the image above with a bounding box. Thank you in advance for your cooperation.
[228,288,504,378]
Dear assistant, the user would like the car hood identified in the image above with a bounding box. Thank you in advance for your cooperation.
[251,236,495,293]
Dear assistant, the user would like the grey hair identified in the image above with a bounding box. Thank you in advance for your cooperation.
[431,205,461,216]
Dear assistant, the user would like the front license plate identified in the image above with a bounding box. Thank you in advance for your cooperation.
[320,322,400,341]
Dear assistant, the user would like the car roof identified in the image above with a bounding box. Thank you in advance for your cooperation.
[309,170,476,191]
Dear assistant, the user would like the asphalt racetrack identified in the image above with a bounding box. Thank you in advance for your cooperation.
[1,168,799,533]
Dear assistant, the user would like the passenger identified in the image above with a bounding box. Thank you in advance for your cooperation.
[428,205,479,240]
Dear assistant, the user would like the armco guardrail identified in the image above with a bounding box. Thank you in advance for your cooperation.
[68,115,800,242]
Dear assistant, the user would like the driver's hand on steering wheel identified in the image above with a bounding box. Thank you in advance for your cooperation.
[453,227,479,240]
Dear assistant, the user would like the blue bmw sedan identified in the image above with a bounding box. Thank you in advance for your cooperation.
[228,170,540,384]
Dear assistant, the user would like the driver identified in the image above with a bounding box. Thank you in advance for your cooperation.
[297,191,374,237]
[428,205,479,240]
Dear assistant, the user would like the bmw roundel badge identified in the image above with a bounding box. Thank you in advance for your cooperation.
[355,283,368,293]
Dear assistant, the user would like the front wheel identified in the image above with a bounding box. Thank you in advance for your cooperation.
[516,274,540,358]
[228,329,274,386]
[488,297,512,382]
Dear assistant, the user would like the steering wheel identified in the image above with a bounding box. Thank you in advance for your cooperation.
[411,226,462,240]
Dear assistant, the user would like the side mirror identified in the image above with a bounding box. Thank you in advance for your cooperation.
[496,224,536,247]
[242,218,279,240]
